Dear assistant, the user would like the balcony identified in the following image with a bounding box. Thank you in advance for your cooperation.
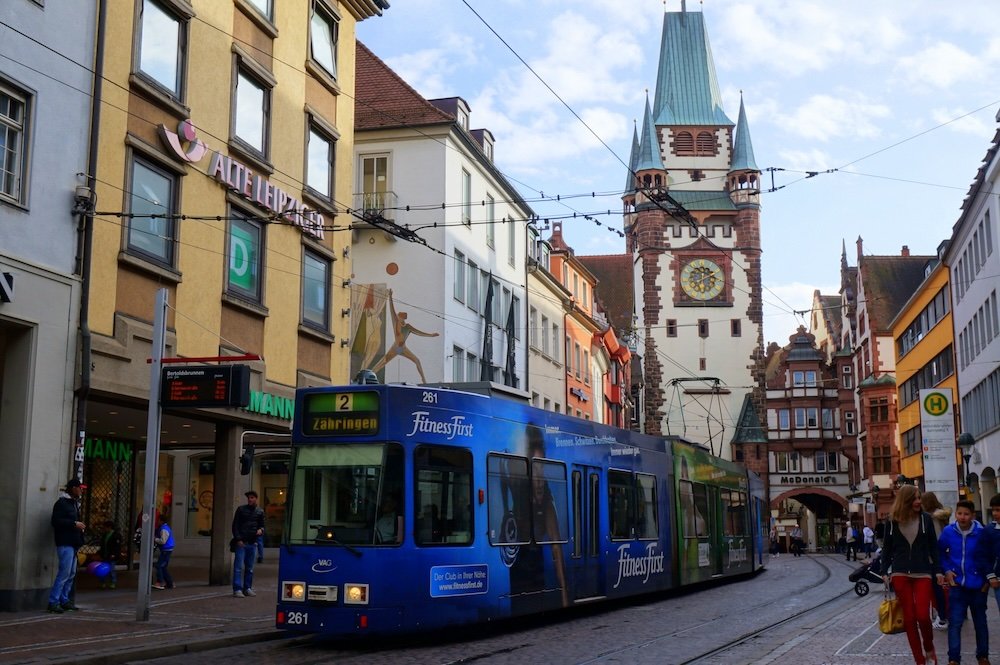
[353,190,398,223]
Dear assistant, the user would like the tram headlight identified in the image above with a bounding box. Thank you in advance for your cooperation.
[282,581,306,602]
[343,583,369,605]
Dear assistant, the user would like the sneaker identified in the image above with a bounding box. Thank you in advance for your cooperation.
[233,590,244,598]
[244,588,256,597]
[46,603,64,614]
[932,618,948,630]
[60,602,79,612]
[977,657,990,665]
[152,583,166,590]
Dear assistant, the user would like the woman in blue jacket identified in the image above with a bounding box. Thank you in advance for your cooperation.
[881,484,944,665]
[939,500,991,665]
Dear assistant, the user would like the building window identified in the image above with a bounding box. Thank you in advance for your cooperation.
[574,343,581,378]
[453,250,465,303]
[306,122,335,200]
[806,408,818,428]
[805,370,817,387]
[821,408,834,429]
[309,1,339,79]
[872,438,892,474]
[667,319,677,337]
[452,345,464,381]
[816,452,839,472]
[552,324,560,362]
[0,82,29,205]
[698,319,709,338]
[699,358,706,371]
[244,0,272,20]
[792,371,804,387]
[695,131,716,155]
[466,259,479,312]
[462,169,471,225]
[227,211,263,302]
[778,409,790,430]
[360,153,389,212]
[731,319,741,337]
[136,0,187,98]
[869,397,890,423]
[511,295,521,339]
[540,315,549,355]
[486,195,495,247]
[844,411,856,435]
[127,155,176,266]
[508,217,516,267]
[302,250,330,329]
[674,131,693,156]
[794,408,806,429]
[842,365,853,389]
[233,65,270,157]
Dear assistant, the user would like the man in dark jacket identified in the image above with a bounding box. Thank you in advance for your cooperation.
[231,490,264,598]
[48,478,87,613]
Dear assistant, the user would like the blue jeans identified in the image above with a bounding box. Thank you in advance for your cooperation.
[232,542,256,592]
[256,535,264,562]
[48,546,77,606]
[948,585,989,662]
[155,549,173,587]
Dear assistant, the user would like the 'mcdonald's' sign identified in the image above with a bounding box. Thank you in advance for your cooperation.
[159,120,325,239]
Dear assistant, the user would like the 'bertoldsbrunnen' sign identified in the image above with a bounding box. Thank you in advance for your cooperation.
[159,120,325,239]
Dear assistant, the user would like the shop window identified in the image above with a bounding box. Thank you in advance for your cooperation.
[187,456,215,538]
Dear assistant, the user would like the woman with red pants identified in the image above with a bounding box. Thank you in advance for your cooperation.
[881,484,945,665]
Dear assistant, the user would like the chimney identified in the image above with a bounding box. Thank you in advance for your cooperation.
[901,245,910,257]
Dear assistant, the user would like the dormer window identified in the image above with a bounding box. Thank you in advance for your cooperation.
[457,107,469,131]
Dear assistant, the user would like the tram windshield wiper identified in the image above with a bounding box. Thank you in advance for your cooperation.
[311,525,363,557]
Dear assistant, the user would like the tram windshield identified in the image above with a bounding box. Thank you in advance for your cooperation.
[287,442,404,546]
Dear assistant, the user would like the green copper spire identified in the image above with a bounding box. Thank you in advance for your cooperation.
[635,94,665,172]
[731,95,758,171]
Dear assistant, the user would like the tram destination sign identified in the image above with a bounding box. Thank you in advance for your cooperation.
[160,365,251,409]
[302,391,380,436]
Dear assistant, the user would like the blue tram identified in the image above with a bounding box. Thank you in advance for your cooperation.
[275,383,765,636]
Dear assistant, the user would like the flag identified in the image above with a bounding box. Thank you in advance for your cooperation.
[504,298,517,387]
[481,274,494,381]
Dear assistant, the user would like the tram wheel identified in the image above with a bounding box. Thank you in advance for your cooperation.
[854,580,869,597]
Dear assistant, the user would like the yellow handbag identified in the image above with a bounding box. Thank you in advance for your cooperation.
[879,585,906,634]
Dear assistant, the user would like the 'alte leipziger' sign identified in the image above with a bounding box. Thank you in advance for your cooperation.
[158,120,325,239]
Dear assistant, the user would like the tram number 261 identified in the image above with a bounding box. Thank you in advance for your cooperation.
[286,611,309,625]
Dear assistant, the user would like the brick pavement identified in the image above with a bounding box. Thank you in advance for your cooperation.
[0,556,286,665]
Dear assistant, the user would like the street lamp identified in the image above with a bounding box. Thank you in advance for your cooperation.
[958,432,976,490]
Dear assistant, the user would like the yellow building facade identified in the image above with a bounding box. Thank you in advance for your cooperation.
[82,0,385,574]
[891,261,959,491]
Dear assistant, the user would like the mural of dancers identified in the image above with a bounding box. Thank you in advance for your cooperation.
[369,289,439,383]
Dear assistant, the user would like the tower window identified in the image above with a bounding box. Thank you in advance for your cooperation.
[731,319,741,337]
[698,319,709,338]
[666,319,677,337]
[696,131,716,155]
[674,131,694,156]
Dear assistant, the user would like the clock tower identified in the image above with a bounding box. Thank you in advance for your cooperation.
[624,8,764,459]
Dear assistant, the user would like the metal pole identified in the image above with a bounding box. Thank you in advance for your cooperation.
[136,288,167,621]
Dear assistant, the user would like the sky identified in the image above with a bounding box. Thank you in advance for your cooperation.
[357,0,1000,346]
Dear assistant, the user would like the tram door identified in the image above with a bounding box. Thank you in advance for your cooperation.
[570,466,603,600]
[709,486,725,576]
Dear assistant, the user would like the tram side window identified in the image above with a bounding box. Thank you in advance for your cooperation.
[608,470,633,539]
[530,459,569,544]
[414,445,473,546]
[724,490,747,536]
[635,473,658,539]
[486,454,531,546]
[680,479,709,538]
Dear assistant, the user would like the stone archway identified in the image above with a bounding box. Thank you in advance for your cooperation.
[771,487,849,552]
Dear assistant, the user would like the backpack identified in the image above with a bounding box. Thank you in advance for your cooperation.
[852,527,859,540]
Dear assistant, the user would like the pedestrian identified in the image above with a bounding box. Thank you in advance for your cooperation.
[845,519,858,561]
[881,484,943,665]
[863,523,875,559]
[790,523,803,557]
[986,493,1000,616]
[152,518,175,590]
[48,478,87,613]
[98,521,122,589]
[232,490,264,598]
[938,499,991,665]
[769,527,779,557]
[922,491,952,630]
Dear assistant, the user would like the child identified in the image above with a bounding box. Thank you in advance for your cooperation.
[939,500,991,665]
[98,521,122,589]
[152,519,175,590]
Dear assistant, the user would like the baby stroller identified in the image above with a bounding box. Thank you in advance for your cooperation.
[848,551,883,596]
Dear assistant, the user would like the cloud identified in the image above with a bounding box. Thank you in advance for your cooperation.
[775,93,891,141]
[930,107,993,136]
[895,42,980,90]
[776,149,835,173]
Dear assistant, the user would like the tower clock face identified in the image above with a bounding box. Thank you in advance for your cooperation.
[680,258,724,300]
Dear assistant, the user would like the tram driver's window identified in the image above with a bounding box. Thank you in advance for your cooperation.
[414,445,473,546]
[486,454,530,546]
